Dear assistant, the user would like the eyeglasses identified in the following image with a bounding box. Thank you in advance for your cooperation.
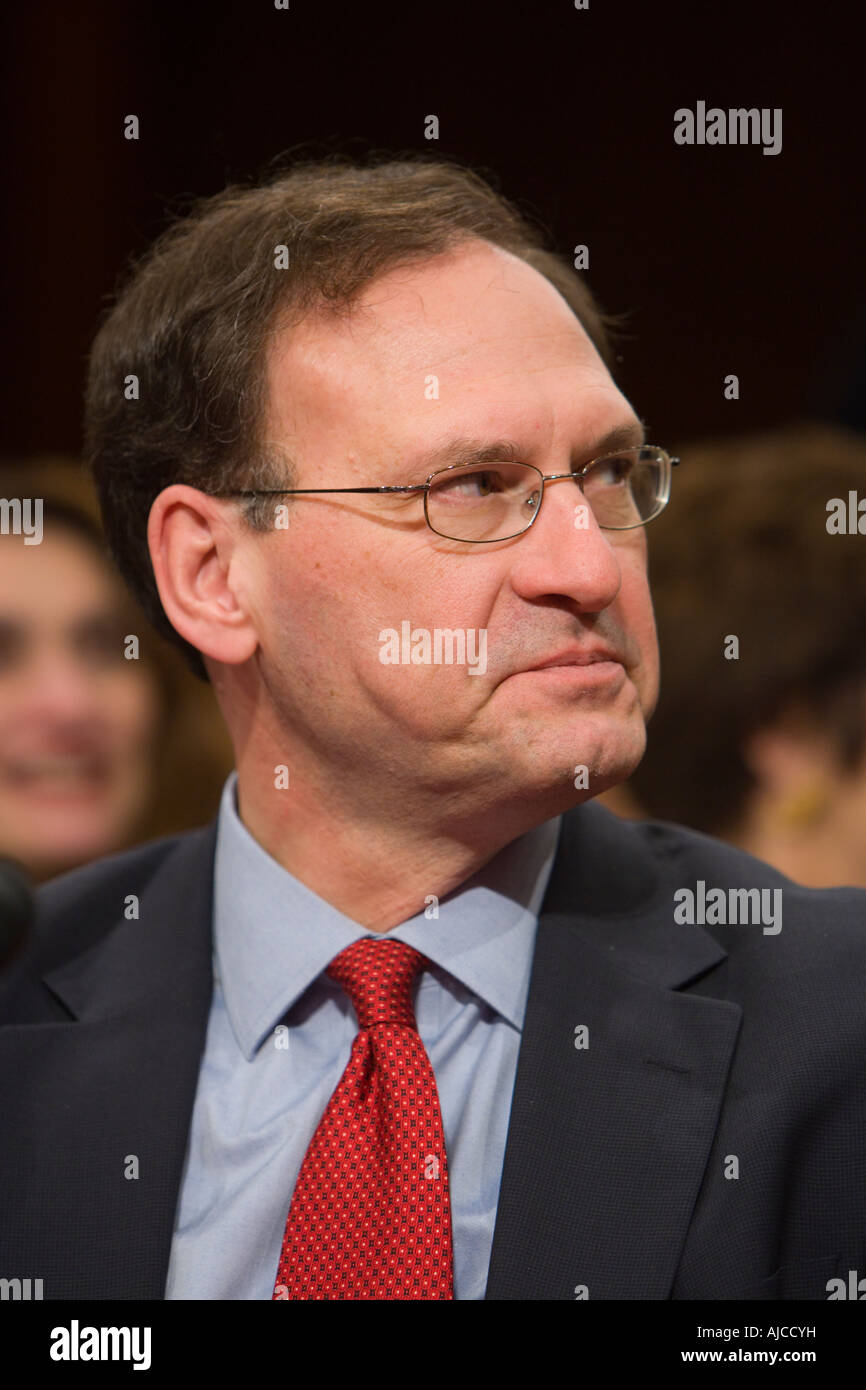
[216,445,680,544]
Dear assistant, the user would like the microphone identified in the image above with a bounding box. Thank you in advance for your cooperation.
[0,857,34,972]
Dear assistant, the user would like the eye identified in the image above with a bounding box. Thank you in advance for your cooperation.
[586,454,633,487]
[437,468,504,499]
[73,618,127,667]
[0,622,26,672]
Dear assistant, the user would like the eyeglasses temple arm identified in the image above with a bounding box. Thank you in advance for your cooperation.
[218,485,428,497]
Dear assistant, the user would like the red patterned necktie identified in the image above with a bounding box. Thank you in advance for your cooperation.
[272,936,455,1299]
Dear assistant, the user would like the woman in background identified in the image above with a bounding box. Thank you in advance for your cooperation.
[0,460,232,883]
[602,422,866,889]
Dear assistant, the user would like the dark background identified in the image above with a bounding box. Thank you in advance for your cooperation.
[2,0,863,456]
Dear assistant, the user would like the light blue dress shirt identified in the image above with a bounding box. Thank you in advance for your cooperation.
[165,772,561,1300]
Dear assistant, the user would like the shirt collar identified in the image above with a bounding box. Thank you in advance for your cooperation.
[213,771,561,1059]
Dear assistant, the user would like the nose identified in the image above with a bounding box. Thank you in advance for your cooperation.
[18,646,105,727]
[508,475,623,612]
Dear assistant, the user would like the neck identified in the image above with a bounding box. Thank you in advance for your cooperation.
[215,667,578,930]
[234,761,554,932]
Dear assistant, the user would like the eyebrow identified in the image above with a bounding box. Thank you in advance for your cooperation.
[406,419,648,478]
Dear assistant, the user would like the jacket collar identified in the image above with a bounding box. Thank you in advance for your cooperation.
[485,801,741,1299]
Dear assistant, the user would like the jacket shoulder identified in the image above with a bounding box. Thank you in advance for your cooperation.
[30,827,211,973]
[575,800,791,883]
[572,799,866,962]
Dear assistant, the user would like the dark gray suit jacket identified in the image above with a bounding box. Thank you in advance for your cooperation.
[1,801,865,1299]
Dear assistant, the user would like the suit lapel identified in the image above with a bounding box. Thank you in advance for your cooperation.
[0,824,217,1300]
[485,805,742,1300]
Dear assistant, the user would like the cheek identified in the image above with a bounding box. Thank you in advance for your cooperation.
[635,590,660,655]
[98,672,160,749]
[300,541,471,647]
[616,553,660,700]
[617,545,657,638]
[634,600,660,689]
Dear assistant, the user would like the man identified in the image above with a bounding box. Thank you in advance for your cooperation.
[2,155,864,1300]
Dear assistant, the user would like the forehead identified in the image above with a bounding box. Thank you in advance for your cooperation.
[265,240,634,472]
[0,528,117,620]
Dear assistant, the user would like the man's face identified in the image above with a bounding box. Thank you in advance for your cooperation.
[234,240,659,821]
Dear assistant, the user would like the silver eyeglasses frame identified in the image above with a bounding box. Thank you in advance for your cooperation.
[215,445,681,543]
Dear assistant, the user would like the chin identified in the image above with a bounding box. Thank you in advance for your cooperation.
[574,723,648,805]
[502,724,646,816]
[596,734,648,793]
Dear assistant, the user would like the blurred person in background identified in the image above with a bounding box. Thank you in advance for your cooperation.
[601,422,866,888]
[0,460,232,882]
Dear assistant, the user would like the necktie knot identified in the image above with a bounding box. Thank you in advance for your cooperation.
[326,937,426,1030]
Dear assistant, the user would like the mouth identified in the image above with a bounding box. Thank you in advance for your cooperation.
[521,648,625,674]
[499,646,629,695]
[516,661,625,684]
[2,754,111,796]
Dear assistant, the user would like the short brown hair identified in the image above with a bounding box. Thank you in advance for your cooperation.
[629,421,866,834]
[84,152,619,680]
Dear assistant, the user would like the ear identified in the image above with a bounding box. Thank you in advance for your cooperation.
[147,484,259,668]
